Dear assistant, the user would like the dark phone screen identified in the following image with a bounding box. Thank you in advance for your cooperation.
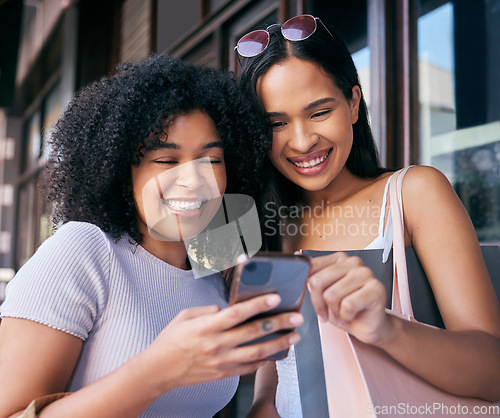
[230,254,310,359]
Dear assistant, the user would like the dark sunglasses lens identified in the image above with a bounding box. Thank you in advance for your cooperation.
[282,15,317,41]
[237,30,270,57]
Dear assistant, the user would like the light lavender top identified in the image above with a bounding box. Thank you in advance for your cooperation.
[1,221,238,417]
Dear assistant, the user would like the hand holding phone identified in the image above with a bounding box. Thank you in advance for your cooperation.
[229,252,310,359]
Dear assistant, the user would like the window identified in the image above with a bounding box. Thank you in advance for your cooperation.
[418,0,500,242]
[24,111,41,170]
[16,182,36,268]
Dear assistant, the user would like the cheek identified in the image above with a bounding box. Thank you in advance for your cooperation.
[270,135,286,165]
[215,168,227,195]
[218,176,227,195]
[336,109,356,135]
[130,171,143,206]
[132,170,166,214]
[269,151,281,169]
[155,170,179,193]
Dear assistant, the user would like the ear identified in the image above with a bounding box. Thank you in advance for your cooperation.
[350,85,361,124]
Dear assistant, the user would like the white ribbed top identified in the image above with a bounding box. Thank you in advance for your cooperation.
[0,221,238,417]
[276,173,401,418]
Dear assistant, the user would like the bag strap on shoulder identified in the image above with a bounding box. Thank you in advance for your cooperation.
[389,167,414,319]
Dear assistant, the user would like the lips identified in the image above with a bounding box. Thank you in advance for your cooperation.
[286,148,332,174]
[162,197,207,219]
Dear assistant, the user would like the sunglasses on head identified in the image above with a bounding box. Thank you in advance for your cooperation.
[235,14,333,58]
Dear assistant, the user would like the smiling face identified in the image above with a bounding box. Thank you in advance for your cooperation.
[132,110,226,243]
[257,57,361,192]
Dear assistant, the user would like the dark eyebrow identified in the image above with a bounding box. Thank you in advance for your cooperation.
[204,141,224,149]
[304,97,337,111]
[145,142,179,151]
[145,141,224,151]
[265,97,337,118]
[266,111,286,118]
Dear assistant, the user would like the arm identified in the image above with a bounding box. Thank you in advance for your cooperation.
[0,294,302,417]
[384,165,500,400]
[307,166,500,401]
[246,362,280,418]
[0,318,82,417]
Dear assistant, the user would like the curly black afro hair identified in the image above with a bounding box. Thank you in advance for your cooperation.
[45,54,271,242]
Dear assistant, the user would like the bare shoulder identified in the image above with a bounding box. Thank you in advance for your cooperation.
[401,165,453,196]
[400,165,463,211]
[398,165,472,240]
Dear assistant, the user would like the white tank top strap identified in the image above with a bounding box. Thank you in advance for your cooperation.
[377,175,392,237]
[368,166,414,263]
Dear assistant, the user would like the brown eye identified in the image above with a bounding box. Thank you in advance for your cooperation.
[199,157,223,165]
[270,121,286,130]
[311,110,332,119]
[155,160,177,165]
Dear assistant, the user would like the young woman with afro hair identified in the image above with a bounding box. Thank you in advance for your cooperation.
[0,54,303,417]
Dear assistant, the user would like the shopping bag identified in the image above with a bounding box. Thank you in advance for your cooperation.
[296,168,500,417]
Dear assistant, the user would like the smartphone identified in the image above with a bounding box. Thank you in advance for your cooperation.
[229,252,311,360]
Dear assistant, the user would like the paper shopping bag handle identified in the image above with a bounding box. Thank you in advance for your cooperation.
[389,167,414,319]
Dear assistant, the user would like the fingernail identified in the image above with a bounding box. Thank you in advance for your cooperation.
[318,314,327,322]
[289,313,304,326]
[266,294,281,307]
[289,333,301,345]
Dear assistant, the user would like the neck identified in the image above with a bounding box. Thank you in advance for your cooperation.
[303,166,364,207]
[140,232,190,269]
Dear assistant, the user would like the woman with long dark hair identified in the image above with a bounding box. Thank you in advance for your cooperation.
[238,15,500,417]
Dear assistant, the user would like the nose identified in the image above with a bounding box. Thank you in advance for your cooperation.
[288,122,319,153]
[174,161,205,191]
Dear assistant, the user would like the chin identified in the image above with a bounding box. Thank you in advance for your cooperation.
[301,183,331,193]
[285,175,330,192]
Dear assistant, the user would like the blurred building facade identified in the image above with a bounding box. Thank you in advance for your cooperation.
[1,0,498,275]
[1,0,499,302]
[0,0,499,415]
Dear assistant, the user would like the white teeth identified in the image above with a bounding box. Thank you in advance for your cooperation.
[165,200,203,211]
[292,151,329,168]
